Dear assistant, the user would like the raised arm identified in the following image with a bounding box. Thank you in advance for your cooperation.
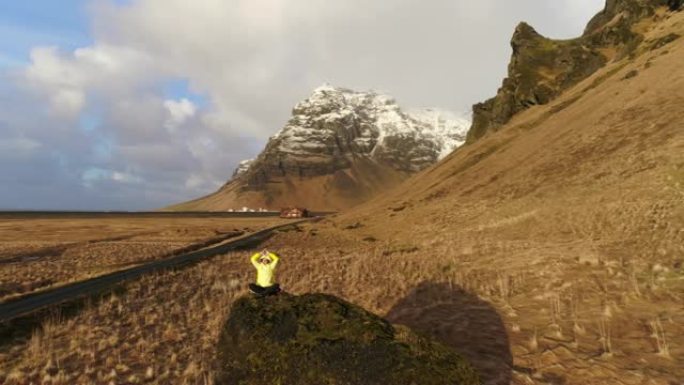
[250,252,261,269]
[268,251,280,268]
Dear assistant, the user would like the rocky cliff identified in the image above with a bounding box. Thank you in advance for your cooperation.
[468,0,671,142]
[170,85,469,211]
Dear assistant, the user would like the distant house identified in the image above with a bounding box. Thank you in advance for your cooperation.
[280,207,310,218]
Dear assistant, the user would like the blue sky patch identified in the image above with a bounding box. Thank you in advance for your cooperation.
[0,1,92,68]
[162,78,208,107]
[79,110,102,132]
[82,166,110,182]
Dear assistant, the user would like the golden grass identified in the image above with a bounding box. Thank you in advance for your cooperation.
[1,196,682,384]
[0,216,284,301]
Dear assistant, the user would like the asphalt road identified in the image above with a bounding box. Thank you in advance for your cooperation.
[0,219,312,323]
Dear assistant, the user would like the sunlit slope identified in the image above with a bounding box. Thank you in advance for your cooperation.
[345,10,684,239]
[320,10,684,383]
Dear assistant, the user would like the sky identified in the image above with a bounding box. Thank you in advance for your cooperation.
[0,0,605,211]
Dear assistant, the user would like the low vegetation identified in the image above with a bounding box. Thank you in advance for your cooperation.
[1,192,682,384]
[0,216,282,301]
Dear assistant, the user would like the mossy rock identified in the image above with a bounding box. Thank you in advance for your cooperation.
[468,22,607,143]
[468,0,667,144]
[215,293,481,385]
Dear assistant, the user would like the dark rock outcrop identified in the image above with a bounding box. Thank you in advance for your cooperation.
[468,23,606,142]
[467,0,668,143]
[215,293,481,385]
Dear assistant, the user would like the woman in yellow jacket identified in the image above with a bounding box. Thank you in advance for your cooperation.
[249,250,281,296]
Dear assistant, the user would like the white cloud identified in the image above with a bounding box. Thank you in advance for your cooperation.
[50,88,85,117]
[111,171,142,184]
[22,43,156,117]
[184,173,221,190]
[0,137,41,152]
[86,0,604,133]
[164,98,196,131]
[24,46,86,117]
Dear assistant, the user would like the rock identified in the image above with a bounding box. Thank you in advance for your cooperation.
[215,293,480,385]
[623,69,639,79]
[343,222,363,230]
[668,0,682,11]
[468,23,606,142]
[649,33,681,50]
[467,0,665,143]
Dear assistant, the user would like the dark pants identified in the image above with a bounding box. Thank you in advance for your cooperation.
[249,283,281,296]
[669,0,682,11]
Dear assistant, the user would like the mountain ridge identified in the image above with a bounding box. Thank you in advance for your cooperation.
[467,0,672,143]
[169,85,470,211]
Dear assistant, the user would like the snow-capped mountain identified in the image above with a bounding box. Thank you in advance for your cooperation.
[232,84,470,179]
[174,85,470,211]
[407,108,470,159]
[231,159,255,179]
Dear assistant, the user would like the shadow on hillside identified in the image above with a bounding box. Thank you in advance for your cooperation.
[386,282,513,385]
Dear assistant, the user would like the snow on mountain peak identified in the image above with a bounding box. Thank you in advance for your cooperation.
[312,83,338,94]
[235,85,471,180]
[232,159,255,178]
[407,108,471,159]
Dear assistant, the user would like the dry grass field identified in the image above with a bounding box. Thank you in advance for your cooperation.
[0,213,681,384]
[0,214,285,301]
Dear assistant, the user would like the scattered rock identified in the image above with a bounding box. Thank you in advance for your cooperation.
[215,293,480,385]
[577,254,600,266]
[649,33,680,50]
[344,222,364,230]
[668,0,682,12]
[382,244,420,256]
[390,204,407,212]
[623,70,639,80]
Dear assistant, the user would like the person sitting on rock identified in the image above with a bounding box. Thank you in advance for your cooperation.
[249,250,281,297]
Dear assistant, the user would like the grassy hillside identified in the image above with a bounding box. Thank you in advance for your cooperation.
[290,8,684,383]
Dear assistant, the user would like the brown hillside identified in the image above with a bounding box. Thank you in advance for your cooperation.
[167,157,409,212]
[260,6,684,384]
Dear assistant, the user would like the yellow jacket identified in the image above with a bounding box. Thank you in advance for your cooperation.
[251,251,280,288]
